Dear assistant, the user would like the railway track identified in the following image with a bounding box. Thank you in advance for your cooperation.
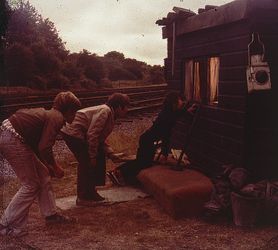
[0,84,167,104]
[0,84,168,121]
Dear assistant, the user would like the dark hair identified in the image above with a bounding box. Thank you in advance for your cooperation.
[53,91,81,114]
[106,93,130,109]
[162,91,184,111]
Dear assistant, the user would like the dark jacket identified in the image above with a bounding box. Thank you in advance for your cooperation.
[145,106,189,156]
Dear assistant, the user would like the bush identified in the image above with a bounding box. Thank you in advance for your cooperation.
[62,61,82,81]
[47,73,70,89]
[77,50,105,85]
[29,75,47,90]
[100,78,113,88]
[108,67,136,81]
[79,78,97,89]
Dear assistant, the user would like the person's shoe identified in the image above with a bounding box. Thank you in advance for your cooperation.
[0,224,8,236]
[91,192,105,201]
[45,213,77,225]
[76,197,106,207]
[106,171,118,185]
[106,170,125,186]
[0,224,28,237]
[6,228,28,237]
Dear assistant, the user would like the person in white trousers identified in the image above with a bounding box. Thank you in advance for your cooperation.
[0,91,81,237]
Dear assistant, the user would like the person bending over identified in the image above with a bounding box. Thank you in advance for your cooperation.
[61,93,130,207]
[0,91,81,237]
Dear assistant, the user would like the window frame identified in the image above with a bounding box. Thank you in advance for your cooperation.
[183,56,219,105]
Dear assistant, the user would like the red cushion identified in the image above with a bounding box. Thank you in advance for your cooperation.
[138,165,213,218]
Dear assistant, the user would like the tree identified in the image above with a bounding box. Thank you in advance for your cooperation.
[62,60,82,83]
[0,0,10,37]
[48,72,70,89]
[77,50,105,85]
[5,42,34,86]
[3,0,68,88]
[0,0,11,83]
[108,67,136,81]
[123,58,144,80]
[6,1,41,46]
[1,1,165,89]
[147,65,165,84]
[6,0,67,58]
[104,51,125,63]
[31,42,61,76]
[37,17,68,60]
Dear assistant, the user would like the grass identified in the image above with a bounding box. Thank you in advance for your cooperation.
[106,121,150,155]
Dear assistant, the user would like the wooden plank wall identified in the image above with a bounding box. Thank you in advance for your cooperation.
[167,19,278,177]
[244,32,278,179]
[162,4,278,178]
[168,21,249,176]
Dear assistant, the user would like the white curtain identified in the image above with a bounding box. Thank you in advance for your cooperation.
[184,60,193,103]
[193,61,201,102]
[208,57,219,104]
[185,57,219,104]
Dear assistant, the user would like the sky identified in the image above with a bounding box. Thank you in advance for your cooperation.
[28,0,232,66]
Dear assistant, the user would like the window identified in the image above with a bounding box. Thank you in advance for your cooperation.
[184,56,219,105]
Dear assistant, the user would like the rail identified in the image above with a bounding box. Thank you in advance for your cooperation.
[0,84,168,121]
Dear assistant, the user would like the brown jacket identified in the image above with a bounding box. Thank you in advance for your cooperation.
[9,108,65,166]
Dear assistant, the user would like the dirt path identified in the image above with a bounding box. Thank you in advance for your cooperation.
[1,197,278,250]
[1,116,278,249]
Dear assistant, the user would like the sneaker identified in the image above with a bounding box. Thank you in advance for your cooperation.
[106,171,118,185]
[0,224,28,237]
[92,192,105,201]
[76,197,106,207]
[0,224,8,236]
[106,170,125,186]
[45,213,77,225]
[7,228,28,237]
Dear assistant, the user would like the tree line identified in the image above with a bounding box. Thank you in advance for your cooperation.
[0,0,165,90]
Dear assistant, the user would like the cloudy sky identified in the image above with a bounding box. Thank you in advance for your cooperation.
[29,0,232,65]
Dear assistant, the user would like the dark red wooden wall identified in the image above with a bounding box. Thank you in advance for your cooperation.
[166,17,278,178]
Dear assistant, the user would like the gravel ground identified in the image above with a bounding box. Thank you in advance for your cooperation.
[0,156,15,178]
[1,114,278,250]
[114,116,154,134]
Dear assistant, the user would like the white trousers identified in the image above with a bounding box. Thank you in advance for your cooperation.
[0,129,57,230]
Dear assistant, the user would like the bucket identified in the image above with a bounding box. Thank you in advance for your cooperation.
[231,192,263,226]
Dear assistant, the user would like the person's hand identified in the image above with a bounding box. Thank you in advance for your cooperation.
[53,164,64,179]
[47,164,64,178]
[187,104,198,114]
[109,153,125,163]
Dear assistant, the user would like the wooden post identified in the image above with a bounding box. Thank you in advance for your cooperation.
[171,22,176,77]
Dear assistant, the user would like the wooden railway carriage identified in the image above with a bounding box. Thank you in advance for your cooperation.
[157,0,278,179]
